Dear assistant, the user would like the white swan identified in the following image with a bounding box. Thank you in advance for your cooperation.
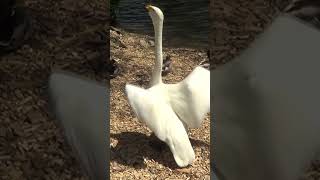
[125,5,210,167]
[146,5,210,129]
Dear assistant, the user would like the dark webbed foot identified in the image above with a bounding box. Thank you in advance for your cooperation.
[162,54,172,76]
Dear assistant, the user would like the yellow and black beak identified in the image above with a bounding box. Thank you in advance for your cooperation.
[145,4,152,11]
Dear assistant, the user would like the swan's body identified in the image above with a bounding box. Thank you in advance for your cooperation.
[126,84,195,167]
[125,5,210,167]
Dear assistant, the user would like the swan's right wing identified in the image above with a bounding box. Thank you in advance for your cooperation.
[168,66,210,128]
[125,84,195,167]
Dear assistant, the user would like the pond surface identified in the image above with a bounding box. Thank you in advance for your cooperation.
[114,0,209,49]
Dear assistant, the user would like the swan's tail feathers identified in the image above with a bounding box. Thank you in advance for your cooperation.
[168,66,210,128]
[147,95,196,167]
[166,120,196,167]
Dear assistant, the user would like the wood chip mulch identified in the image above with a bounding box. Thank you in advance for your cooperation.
[0,0,108,179]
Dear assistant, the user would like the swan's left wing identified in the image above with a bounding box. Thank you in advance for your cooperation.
[168,66,210,128]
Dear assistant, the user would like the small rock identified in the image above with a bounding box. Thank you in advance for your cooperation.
[0,128,6,137]
[15,89,23,99]
[139,39,149,48]
[110,30,120,38]
[111,26,122,35]
[119,40,127,48]
[112,165,125,172]
[176,168,192,174]
[27,110,45,123]
[127,37,135,43]
[149,168,157,174]
[2,93,8,98]
[148,40,155,46]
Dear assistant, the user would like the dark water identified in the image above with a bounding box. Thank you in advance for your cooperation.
[114,0,209,49]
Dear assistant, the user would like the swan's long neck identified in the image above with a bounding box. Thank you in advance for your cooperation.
[150,17,163,86]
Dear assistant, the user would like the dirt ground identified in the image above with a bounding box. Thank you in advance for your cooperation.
[110,28,210,179]
[0,0,108,179]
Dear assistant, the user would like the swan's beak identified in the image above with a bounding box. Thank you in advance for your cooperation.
[145,4,152,11]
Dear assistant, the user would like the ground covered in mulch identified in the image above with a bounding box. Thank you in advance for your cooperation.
[0,0,108,179]
[212,0,320,179]
[110,27,210,179]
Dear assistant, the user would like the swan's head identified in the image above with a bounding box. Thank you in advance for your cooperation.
[145,5,164,24]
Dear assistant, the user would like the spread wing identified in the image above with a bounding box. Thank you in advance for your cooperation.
[167,66,210,128]
[125,84,195,167]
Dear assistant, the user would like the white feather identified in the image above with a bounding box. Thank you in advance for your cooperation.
[125,84,195,167]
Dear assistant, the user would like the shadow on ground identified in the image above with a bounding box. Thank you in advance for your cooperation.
[110,131,209,169]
